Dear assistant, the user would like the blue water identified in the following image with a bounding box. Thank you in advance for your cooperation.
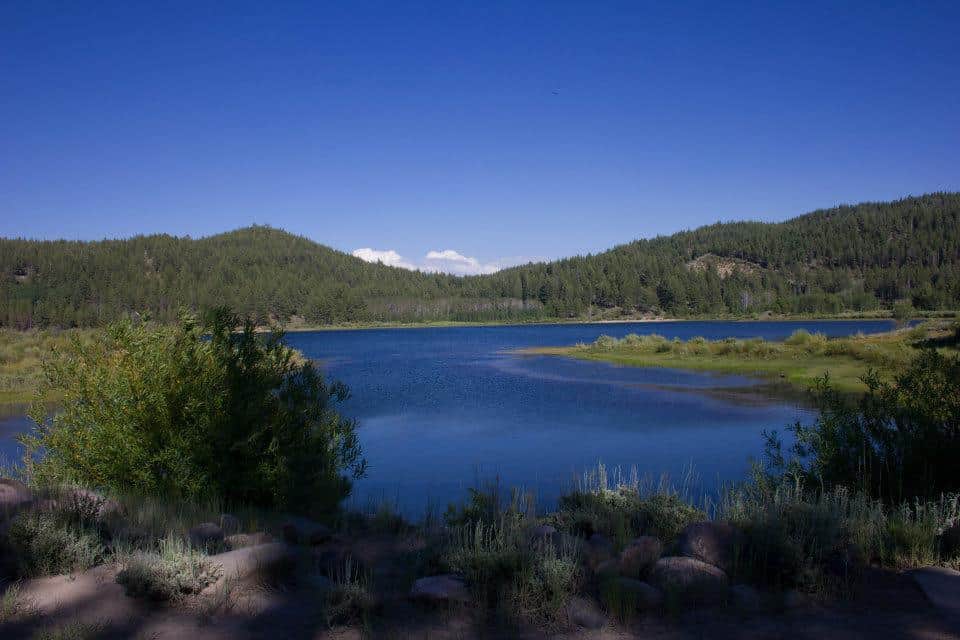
[0,320,899,515]
[282,319,896,515]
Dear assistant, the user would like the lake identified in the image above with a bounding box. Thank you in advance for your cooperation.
[0,320,899,516]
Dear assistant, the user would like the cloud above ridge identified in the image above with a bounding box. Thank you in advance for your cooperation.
[352,247,532,275]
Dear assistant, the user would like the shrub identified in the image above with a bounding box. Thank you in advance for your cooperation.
[322,556,376,627]
[5,510,103,577]
[116,536,222,601]
[764,350,960,503]
[25,309,366,513]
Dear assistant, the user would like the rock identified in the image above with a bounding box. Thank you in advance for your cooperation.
[566,595,607,629]
[678,521,738,572]
[0,478,33,515]
[205,542,296,589]
[225,532,274,549]
[595,558,621,580]
[188,522,225,550]
[649,556,728,604]
[409,574,470,604]
[615,578,663,611]
[585,533,614,570]
[730,584,762,612]
[529,524,557,541]
[911,566,960,623]
[219,513,242,535]
[282,516,333,545]
[619,536,662,578]
[782,589,808,610]
[940,523,960,557]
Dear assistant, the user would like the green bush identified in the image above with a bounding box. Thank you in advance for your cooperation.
[5,510,103,577]
[25,309,366,512]
[764,350,960,503]
[116,536,222,601]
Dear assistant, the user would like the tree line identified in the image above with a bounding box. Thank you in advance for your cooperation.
[2,193,958,328]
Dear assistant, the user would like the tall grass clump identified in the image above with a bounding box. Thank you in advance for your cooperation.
[322,556,376,627]
[438,485,581,628]
[115,536,222,601]
[24,308,366,514]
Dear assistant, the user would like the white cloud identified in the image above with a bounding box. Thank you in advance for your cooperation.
[353,247,544,276]
[351,248,417,270]
[423,249,499,276]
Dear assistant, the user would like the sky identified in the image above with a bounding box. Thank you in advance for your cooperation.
[2,1,958,275]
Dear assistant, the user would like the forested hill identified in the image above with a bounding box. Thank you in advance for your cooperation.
[2,193,958,328]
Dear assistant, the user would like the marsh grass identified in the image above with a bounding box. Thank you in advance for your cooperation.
[532,323,958,393]
[0,328,100,405]
[30,621,106,640]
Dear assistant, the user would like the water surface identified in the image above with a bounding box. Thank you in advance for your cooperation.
[0,320,898,515]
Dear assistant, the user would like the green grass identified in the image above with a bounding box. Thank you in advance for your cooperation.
[524,322,959,393]
[0,328,101,406]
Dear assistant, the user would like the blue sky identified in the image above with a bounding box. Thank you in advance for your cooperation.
[2,1,958,274]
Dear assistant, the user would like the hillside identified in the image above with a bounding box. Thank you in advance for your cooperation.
[1,193,958,327]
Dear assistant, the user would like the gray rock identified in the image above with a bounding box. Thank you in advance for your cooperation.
[730,583,762,612]
[409,574,470,604]
[225,532,274,549]
[678,521,739,572]
[566,595,607,629]
[595,558,621,580]
[649,556,728,604]
[616,577,663,611]
[282,516,333,545]
[940,523,960,557]
[189,522,225,550]
[619,536,662,578]
[529,524,557,541]
[911,566,960,623]
[0,478,33,515]
[205,542,296,588]
[782,589,808,610]
[220,513,242,535]
[585,533,614,570]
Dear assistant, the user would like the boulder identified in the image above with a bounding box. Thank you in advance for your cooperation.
[585,533,614,570]
[0,478,32,515]
[566,595,607,629]
[730,583,762,612]
[409,574,470,604]
[205,542,296,589]
[619,536,662,578]
[678,521,739,572]
[219,513,242,535]
[940,523,960,557]
[649,556,728,604]
[615,577,663,611]
[188,522,225,550]
[225,532,274,549]
[595,558,621,580]
[282,516,333,545]
[782,589,808,610]
[529,524,556,541]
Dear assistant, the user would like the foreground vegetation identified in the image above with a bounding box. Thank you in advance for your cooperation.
[2,193,959,328]
[528,321,960,393]
[2,311,960,637]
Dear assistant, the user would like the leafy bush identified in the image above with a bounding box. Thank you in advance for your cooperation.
[763,350,960,503]
[4,510,103,577]
[116,536,222,601]
[25,309,366,512]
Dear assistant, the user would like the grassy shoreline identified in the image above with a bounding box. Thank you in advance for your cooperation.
[521,322,959,393]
